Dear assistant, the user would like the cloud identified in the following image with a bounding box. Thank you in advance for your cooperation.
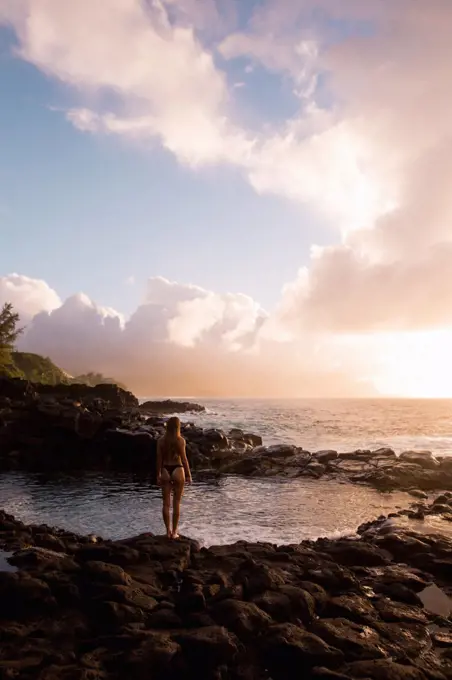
[1,0,249,167]
[3,0,452,341]
[0,273,372,397]
[224,0,452,333]
[0,274,61,321]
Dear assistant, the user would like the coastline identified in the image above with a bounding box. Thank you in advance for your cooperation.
[1,495,451,679]
[1,377,452,493]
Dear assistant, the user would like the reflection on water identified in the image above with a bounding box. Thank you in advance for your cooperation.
[174,397,452,454]
[0,550,17,572]
[0,472,419,546]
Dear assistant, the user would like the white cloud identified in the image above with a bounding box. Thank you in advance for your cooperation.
[1,0,249,167]
[1,273,371,397]
[3,0,452,344]
[0,274,61,321]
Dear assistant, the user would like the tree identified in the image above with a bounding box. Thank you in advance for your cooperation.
[0,303,24,375]
[0,303,23,350]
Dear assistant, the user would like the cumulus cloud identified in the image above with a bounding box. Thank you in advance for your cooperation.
[0,274,61,321]
[1,0,248,166]
[3,0,452,351]
[0,273,373,397]
[226,0,452,332]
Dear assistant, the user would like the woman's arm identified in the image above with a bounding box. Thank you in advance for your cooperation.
[156,438,163,483]
[180,439,192,483]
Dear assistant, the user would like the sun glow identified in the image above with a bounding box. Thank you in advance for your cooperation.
[373,330,452,398]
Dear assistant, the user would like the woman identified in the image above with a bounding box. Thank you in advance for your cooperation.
[156,416,192,539]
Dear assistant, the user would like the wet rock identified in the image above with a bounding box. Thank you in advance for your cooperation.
[375,621,432,660]
[264,444,299,458]
[316,539,390,567]
[311,618,387,660]
[339,450,373,461]
[399,450,440,470]
[323,594,376,624]
[374,598,427,624]
[0,572,57,619]
[173,626,239,669]
[315,450,339,464]
[343,659,429,679]
[261,623,343,676]
[81,561,132,586]
[373,447,396,459]
[243,432,263,447]
[1,508,452,680]
[236,561,287,596]
[304,462,327,478]
[8,546,78,572]
[252,586,315,627]
[210,599,272,640]
[408,489,429,500]
[127,631,181,677]
[311,668,354,680]
[140,399,205,414]
[147,607,183,629]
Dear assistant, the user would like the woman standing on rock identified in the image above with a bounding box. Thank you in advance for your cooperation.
[156,416,192,539]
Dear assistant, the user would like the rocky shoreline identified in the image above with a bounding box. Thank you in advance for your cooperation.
[1,377,452,493]
[140,400,206,414]
[1,495,452,679]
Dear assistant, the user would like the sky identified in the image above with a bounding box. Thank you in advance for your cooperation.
[1,0,452,398]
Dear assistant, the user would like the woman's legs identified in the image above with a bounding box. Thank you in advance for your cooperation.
[160,469,172,538]
[171,467,185,539]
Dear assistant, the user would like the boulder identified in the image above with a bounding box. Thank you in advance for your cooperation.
[139,399,205,414]
[399,450,440,469]
[261,623,343,676]
[315,450,338,464]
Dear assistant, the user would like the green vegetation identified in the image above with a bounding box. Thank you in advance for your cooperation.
[0,301,127,389]
[0,302,24,377]
[11,351,70,384]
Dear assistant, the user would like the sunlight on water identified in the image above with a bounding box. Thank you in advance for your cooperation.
[0,472,416,546]
[152,397,452,454]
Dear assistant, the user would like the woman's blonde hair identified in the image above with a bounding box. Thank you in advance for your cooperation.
[165,416,181,442]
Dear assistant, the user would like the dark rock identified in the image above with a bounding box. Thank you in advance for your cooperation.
[317,539,390,567]
[1,506,452,680]
[92,600,145,629]
[343,659,429,679]
[210,599,272,640]
[315,450,339,464]
[339,450,373,461]
[0,572,57,619]
[252,586,315,626]
[173,626,239,669]
[139,399,205,414]
[81,561,132,586]
[408,489,429,500]
[323,594,376,624]
[261,623,343,676]
[127,631,181,677]
[304,462,327,478]
[311,618,387,660]
[399,450,440,470]
[312,669,354,680]
[373,598,427,624]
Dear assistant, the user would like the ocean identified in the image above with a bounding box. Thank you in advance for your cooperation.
[1,398,452,547]
[149,397,452,455]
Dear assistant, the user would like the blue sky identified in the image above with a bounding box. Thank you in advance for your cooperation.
[1,0,448,398]
[0,19,333,317]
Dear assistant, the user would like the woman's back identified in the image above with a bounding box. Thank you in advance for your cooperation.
[160,434,183,465]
